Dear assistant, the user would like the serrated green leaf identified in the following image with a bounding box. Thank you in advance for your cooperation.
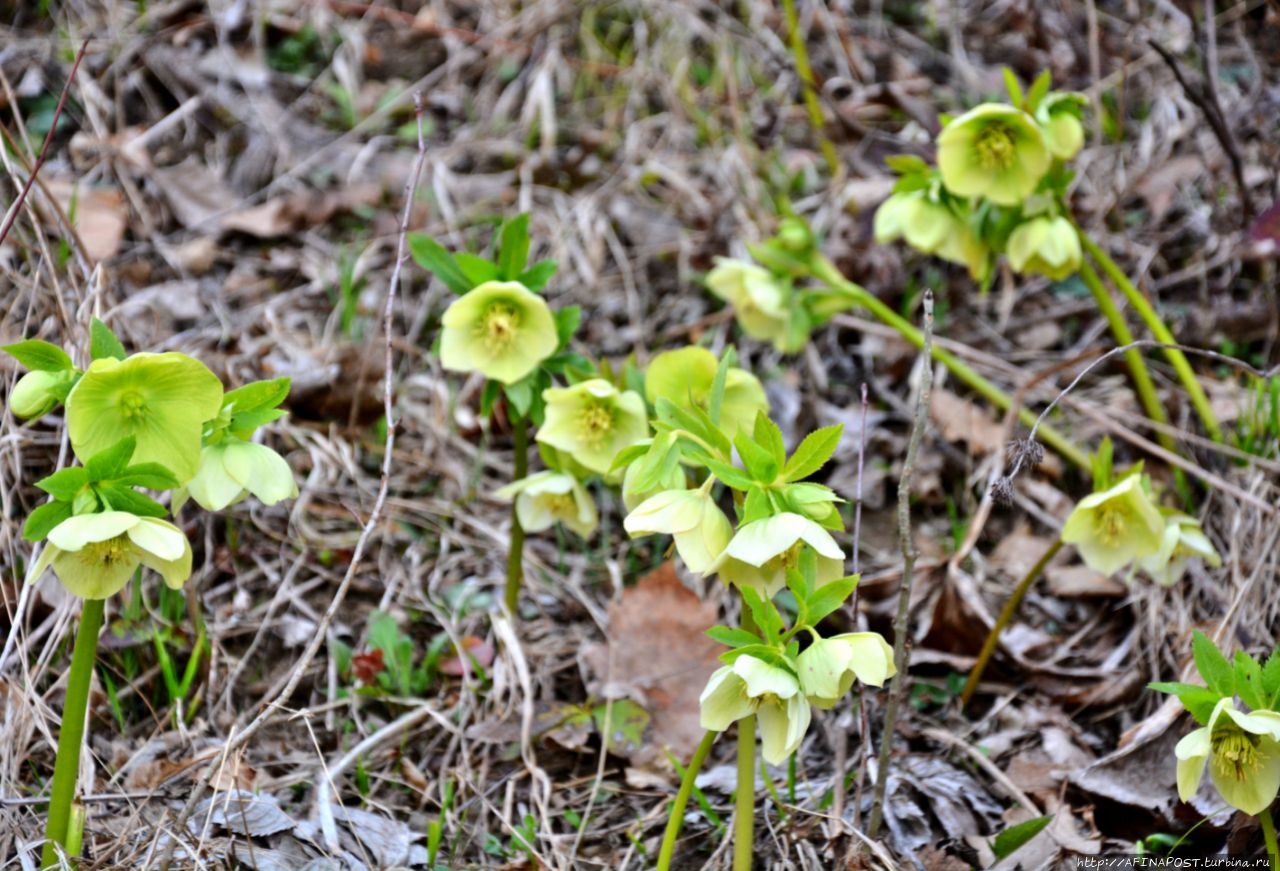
[785,568,810,618]
[35,467,89,501]
[498,213,531,281]
[518,259,558,292]
[1025,70,1053,114]
[752,413,786,470]
[805,575,858,625]
[455,252,499,287]
[883,154,929,176]
[223,378,291,417]
[740,585,784,640]
[783,425,843,482]
[656,398,731,458]
[90,318,126,361]
[1001,67,1025,109]
[554,306,581,348]
[228,408,287,438]
[2,339,74,372]
[991,815,1052,861]
[1192,630,1235,698]
[706,626,763,648]
[23,500,73,542]
[741,485,772,525]
[114,462,181,491]
[407,234,472,294]
[698,456,754,491]
[1235,652,1266,710]
[85,437,138,482]
[734,431,779,484]
[96,485,167,517]
[1263,649,1280,704]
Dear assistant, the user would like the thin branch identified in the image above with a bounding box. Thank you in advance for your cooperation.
[867,290,934,840]
[157,93,428,869]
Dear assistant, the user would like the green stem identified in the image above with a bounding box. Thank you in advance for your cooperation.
[959,539,1063,709]
[504,418,529,615]
[810,256,1091,473]
[734,714,756,871]
[1076,261,1176,453]
[41,597,104,870]
[781,0,840,176]
[1078,231,1223,443]
[656,730,718,871]
[1262,807,1279,871]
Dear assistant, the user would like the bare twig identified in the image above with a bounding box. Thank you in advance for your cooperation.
[1147,37,1253,224]
[0,38,90,249]
[157,93,428,868]
[866,290,934,840]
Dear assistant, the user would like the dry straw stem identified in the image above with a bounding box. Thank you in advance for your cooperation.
[156,94,428,868]
[867,289,934,841]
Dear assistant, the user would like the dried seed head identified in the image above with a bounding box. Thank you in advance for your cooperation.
[1006,438,1045,471]
[990,477,1016,507]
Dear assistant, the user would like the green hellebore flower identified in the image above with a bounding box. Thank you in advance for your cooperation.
[495,470,598,538]
[699,655,811,765]
[797,632,897,709]
[1138,514,1221,586]
[874,192,991,282]
[1006,216,1082,281]
[65,353,223,484]
[1035,93,1088,160]
[705,258,795,351]
[1060,475,1164,576]
[711,512,845,596]
[438,280,558,385]
[644,347,769,441]
[537,379,648,477]
[936,104,1051,206]
[623,488,733,574]
[9,369,66,420]
[28,510,193,599]
[186,440,298,511]
[1175,697,1280,816]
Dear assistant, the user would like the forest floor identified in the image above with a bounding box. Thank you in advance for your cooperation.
[1,1,1279,869]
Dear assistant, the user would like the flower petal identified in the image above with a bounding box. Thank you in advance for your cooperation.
[700,667,755,731]
[221,441,298,506]
[47,511,139,551]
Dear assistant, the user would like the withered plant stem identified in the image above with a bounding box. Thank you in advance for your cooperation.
[867,290,934,840]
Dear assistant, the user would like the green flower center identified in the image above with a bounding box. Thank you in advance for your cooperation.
[578,401,615,449]
[1092,504,1129,547]
[119,390,148,422]
[974,124,1017,171]
[544,493,576,516]
[1212,727,1262,782]
[84,534,135,568]
[479,304,521,354]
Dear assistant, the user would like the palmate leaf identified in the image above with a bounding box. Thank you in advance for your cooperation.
[455,252,499,287]
[1191,630,1235,698]
[706,625,762,649]
[407,234,472,294]
[85,437,137,482]
[805,575,859,625]
[1148,681,1221,725]
[23,500,73,542]
[223,378,291,417]
[783,425,843,482]
[518,259,558,292]
[734,430,778,484]
[36,467,89,501]
[1235,651,1266,710]
[752,413,786,469]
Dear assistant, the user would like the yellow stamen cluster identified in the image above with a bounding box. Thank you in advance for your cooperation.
[119,391,148,422]
[479,305,520,353]
[578,402,614,449]
[1092,505,1127,547]
[1213,728,1262,782]
[975,125,1016,170]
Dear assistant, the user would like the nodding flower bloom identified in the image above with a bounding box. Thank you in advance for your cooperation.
[495,470,598,538]
[9,369,70,421]
[1060,474,1164,576]
[1138,513,1221,586]
[28,510,193,599]
[710,512,845,597]
[623,488,733,574]
[1035,93,1088,160]
[438,280,558,385]
[797,632,896,708]
[873,191,990,282]
[936,104,1051,206]
[705,259,796,352]
[644,346,768,441]
[65,353,223,484]
[1176,697,1280,815]
[186,439,298,511]
[700,655,811,765]
[1006,216,1082,281]
[537,379,648,477]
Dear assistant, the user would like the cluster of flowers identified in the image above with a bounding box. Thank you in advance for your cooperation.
[1154,632,1280,817]
[875,72,1088,288]
[1057,446,1219,585]
[5,323,296,599]
[434,255,894,764]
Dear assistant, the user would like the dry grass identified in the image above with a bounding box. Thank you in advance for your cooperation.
[1,0,1278,868]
